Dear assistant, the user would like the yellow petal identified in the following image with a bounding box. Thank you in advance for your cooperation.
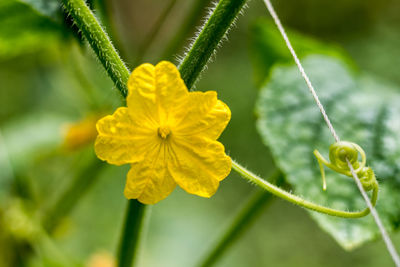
[168,136,231,198]
[154,61,188,118]
[173,91,231,139]
[127,61,188,124]
[95,107,157,165]
[124,142,176,204]
[127,63,160,126]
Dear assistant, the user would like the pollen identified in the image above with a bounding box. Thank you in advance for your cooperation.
[158,126,171,139]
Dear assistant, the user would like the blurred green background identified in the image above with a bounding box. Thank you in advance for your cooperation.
[1,0,400,266]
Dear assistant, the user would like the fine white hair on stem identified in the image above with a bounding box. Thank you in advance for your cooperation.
[176,0,249,89]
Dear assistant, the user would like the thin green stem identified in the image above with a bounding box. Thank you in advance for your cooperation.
[198,171,282,267]
[178,0,248,89]
[232,160,378,218]
[134,0,178,65]
[62,0,130,97]
[161,0,211,60]
[117,200,149,267]
[42,158,105,232]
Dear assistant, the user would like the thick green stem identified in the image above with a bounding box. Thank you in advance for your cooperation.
[117,200,148,267]
[161,0,212,60]
[63,0,248,92]
[198,172,282,267]
[60,2,149,262]
[62,0,130,97]
[42,158,105,232]
[178,0,248,89]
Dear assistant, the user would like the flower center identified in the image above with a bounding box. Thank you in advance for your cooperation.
[158,126,171,139]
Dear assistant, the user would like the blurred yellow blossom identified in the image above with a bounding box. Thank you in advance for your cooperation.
[86,251,115,267]
[94,61,231,204]
[63,115,100,151]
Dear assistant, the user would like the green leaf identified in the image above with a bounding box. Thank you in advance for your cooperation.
[256,55,400,249]
[249,18,351,87]
[0,0,63,60]
[0,113,68,200]
[18,0,61,19]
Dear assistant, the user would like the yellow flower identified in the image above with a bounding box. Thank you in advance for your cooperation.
[62,114,101,151]
[86,251,115,267]
[94,61,231,204]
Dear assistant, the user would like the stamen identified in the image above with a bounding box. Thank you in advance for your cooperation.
[158,126,171,139]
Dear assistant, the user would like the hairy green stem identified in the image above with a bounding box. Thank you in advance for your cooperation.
[62,0,377,221]
[42,158,105,232]
[161,0,212,60]
[134,0,178,65]
[62,0,130,97]
[63,0,248,92]
[232,161,378,218]
[60,1,149,262]
[60,3,380,266]
[178,0,248,89]
[117,200,149,267]
[58,0,382,264]
[198,172,282,267]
